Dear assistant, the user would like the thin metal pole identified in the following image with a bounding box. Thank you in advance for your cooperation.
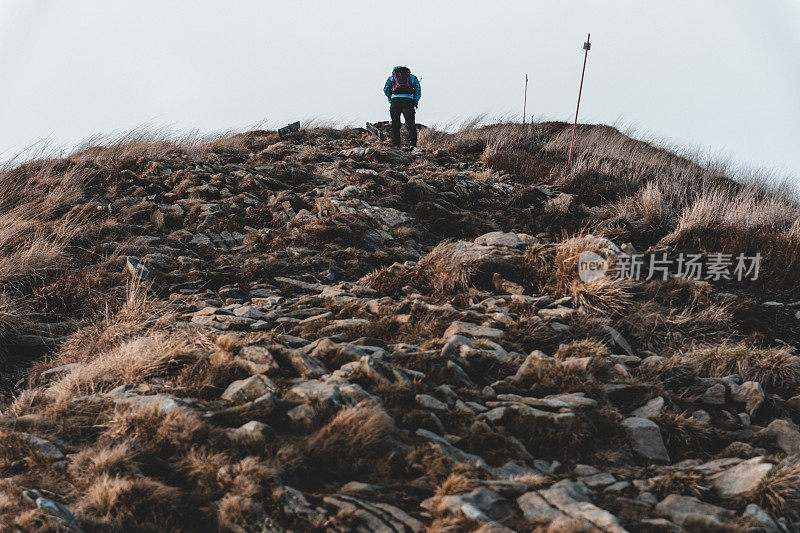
[568,33,591,167]
[523,75,528,125]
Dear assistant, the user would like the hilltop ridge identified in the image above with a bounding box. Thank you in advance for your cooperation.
[1,122,800,531]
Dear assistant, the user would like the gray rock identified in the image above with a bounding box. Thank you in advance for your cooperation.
[340,147,374,158]
[21,433,64,461]
[109,391,192,413]
[221,374,278,403]
[286,403,317,429]
[574,464,600,476]
[621,417,670,463]
[538,307,576,320]
[702,383,727,405]
[639,518,685,532]
[731,381,765,415]
[233,305,270,321]
[29,492,78,529]
[277,486,318,523]
[474,231,526,248]
[511,350,554,383]
[443,321,505,340]
[126,256,152,284]
[516,491,566,522]
[471,524,516,533]
[483,403,574,425]
[228,420,274,444]
[631,396,665,419]
[325,495,423,532]
[693,457,743,475]
[655,494,733,530]
[710,456,773,498]
[40,363,82,381]
[206,392,278,421]
[744,503,781,533]
[603,481,631,494]
[287,350,328,378]
[438,487,511,523]
[539,480,627,533]
[605,325,634,356]
[339,481,382,496]
[758,419,800,455]
[578,473,617,488]
[691,409,711,425]
[237,345,280,374]
[288,379,349,408]
[415,394,448,412]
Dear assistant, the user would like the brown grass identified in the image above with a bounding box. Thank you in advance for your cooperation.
[678,343,800,395]
[412,241,476,297]
[45,331,197,403]
[104,404,218,456]
[554,339,610,360]
[569,277,633,316]
[649,471,707,498]
[68,443,140,480]
[653,411,715,460]
[76,473,181,528]
[216,494,264,531]
[52,281,172,366]
[304,402,394,479]
[618,297,734,352]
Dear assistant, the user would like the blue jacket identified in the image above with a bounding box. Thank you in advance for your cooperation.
[384,67,421,106]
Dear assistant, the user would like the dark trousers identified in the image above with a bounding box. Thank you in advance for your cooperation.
[390,97,417,147]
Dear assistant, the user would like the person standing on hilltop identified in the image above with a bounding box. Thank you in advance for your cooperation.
[383,66,421,148]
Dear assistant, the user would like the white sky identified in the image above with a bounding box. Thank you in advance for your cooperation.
[1,1,798,179]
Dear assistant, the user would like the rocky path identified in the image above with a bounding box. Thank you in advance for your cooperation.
[2,126,799,531]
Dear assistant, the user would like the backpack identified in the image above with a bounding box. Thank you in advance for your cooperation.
[390,67,414,95]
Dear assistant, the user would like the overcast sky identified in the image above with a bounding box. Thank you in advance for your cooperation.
[1,1,798,179]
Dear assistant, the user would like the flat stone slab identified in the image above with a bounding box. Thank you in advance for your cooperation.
[443,321,505,340]
[710,456,773,498]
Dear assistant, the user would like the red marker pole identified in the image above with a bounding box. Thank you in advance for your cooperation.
[523,74,528,125]
[568,34,591,168]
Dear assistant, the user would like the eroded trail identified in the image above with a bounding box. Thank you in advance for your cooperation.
[1,124,799,531]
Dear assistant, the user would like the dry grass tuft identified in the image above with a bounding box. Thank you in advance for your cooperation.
[412,241,476,297]
[649,471,707,498]
[0,430,53,477]
[104,404,215,456]
[359,264,411,298]
[68,443,140,480]
[76,473,181,528]
[555,339,610,360]
[601,181,677,235]
[569,277,633,316]
[678,343,800,395]
[45,331,197,403]
[618,297,734,352]
[217,456,276,498]
[216,494,264,532]
[653,411,714,460]
[435,473,475,499]
[305,402,394,478]
[55,281,173,366]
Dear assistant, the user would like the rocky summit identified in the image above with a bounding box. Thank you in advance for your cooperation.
[1,122,800,532]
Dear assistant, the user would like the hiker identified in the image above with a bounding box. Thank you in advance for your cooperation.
[383,66,421,147]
